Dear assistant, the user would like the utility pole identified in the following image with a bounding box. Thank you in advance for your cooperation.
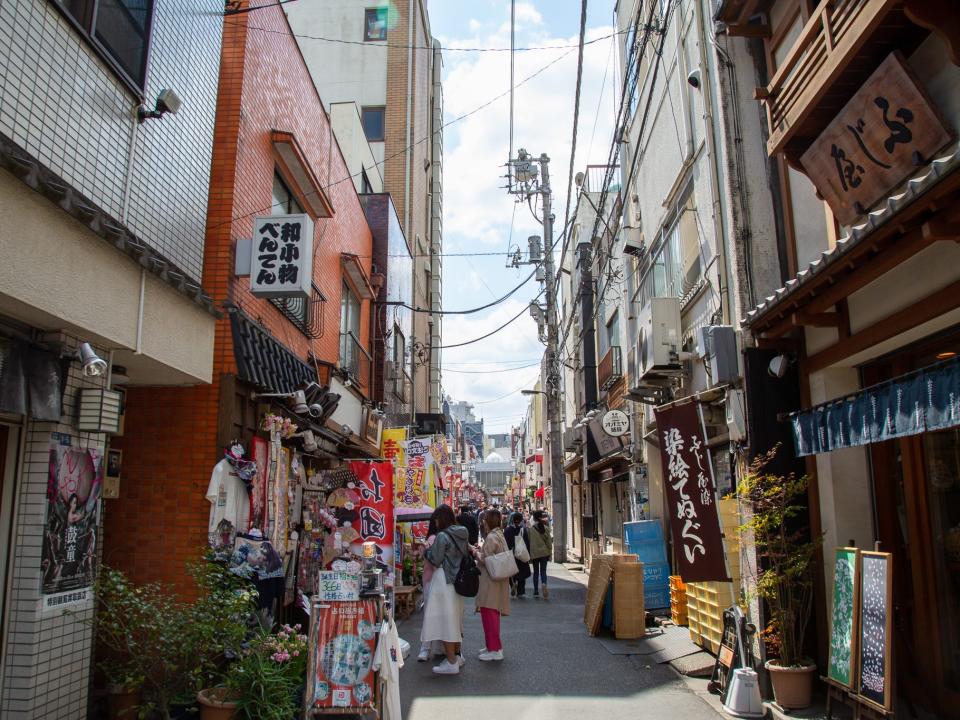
[507,149,566,562]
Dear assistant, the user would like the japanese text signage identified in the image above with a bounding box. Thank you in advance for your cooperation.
[318,571,361,602]
[347,461,395,585]
[250,213,314,299]
[654,401,728,583]
[800,52,953,227]
[601,409,630,437]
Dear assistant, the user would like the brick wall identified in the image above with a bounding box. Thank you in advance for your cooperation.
[104,3,374,594]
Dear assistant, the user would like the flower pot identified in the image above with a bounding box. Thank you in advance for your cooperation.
[196,688,239,720]
[765,660,817,709]
[106,685,140,720]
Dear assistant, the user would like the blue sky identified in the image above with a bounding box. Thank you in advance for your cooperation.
[427,0,618,435]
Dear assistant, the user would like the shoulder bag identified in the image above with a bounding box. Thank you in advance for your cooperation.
[513,531,531,563]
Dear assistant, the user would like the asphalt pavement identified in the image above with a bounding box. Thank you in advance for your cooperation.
[395,563,726,719]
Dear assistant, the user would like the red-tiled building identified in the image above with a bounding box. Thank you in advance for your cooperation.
[104,2,378,592]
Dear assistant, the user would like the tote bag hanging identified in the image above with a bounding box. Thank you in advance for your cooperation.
[514,533,531,563]
[485,549,519,580]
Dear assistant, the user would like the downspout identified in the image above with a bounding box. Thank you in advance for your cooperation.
[123,109,147,355]
[404,0,414,236]
[695,0,735,325]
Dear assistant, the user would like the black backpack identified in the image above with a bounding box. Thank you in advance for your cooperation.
[444,531,480,597]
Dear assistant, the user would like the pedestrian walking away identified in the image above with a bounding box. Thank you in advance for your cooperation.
[417,509,443,663]
[528,510,552,599]
[422,504,470,675]
[474,507,510,661]
[503,511,530,598]
[457,504,479,545]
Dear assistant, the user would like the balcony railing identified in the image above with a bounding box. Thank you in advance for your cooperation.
[339,332,371,390]
[583,164,620,194]
[760,0,903,157]
[598,345,623,392]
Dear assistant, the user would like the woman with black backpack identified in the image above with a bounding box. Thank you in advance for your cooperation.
[422,504,470,675]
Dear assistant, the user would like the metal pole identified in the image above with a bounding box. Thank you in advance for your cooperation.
[539,154,567,563]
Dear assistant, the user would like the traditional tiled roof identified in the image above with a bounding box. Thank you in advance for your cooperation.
[228,305,314,392]
[744,143,960,328]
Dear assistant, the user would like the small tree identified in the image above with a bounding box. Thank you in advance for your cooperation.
[738,447,819,668]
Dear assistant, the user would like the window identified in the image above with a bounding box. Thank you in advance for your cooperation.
[607,311,620,351]
[361,107,385,142]
[638,186,702,305]
[272,172,303,214]
[340,281,361,366]
[364,7,387,41]
[393,325,405,366]
[56,0,153,90]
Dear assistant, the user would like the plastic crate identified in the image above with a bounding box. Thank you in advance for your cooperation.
[671,608,689,626]
[669,575,686,591]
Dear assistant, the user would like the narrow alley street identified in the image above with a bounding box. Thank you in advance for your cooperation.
[397,564,722,719]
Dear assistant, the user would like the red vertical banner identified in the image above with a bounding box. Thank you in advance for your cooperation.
[347,461,395,585]
[653,401,729,583]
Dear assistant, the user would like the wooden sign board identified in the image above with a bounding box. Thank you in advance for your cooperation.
[800,51,953,226]
[857,551,893,712]
[827,547,860,688]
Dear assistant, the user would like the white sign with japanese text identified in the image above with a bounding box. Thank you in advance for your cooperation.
[250,214,314,299]
[601,410,630,437]
[318,571,361,602]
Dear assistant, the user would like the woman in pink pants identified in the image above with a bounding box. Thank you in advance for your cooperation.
[474,507,510,661]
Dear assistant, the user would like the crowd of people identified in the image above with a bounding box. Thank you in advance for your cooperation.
[416,501,554,675]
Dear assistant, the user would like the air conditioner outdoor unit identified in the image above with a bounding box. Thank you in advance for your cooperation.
[634,297,682,385]
[696,325,740,386]
[623,236,645,257]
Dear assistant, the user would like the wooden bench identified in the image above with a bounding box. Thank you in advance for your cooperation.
[394,586,416,620]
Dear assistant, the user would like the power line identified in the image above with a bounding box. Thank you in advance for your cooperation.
[472,373,542,404]
[433,291,543,350]
[382,266,535,315]
[228,19,629,52]
[216,45,577,233]
[444,358,541,366]
[442,361,541,374]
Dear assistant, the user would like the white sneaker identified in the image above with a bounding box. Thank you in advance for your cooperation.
[432,659,460,675]
[417,648,430,662]
[457,655,465,667]
[478,649,504,662]
[476,647,487,657]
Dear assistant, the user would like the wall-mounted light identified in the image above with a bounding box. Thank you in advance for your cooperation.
[137,89,182,124]
[74,342,108,377]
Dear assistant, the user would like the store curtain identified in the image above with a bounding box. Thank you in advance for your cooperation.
[0,338,63,421]
[790,357,960,456]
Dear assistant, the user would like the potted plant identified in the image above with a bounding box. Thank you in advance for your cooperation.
[223,624,309,720]
[738,448,820,709]
[100,660,145,720]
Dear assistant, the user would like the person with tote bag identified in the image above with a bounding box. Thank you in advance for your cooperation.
[528,510,553,599]
[504,512,531,598]
[422,504,470,675]
[473,507,511,661]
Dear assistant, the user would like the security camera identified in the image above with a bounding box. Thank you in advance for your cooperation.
[768,354,790,379]
[138,88,182,123]
[687,69,701,89]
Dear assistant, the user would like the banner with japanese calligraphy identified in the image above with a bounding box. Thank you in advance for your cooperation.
[380,427,406,466]
[654,402,728,583]
[306,598,379,712]
[42,436,103,595]
[346,461,394,580]
[394,465,431,512]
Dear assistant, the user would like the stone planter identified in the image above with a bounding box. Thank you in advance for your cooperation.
[765,660,817,709]
[196,687,239,720]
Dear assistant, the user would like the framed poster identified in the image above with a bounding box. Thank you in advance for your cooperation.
[42,439,103,595]
[306,599,379,713]
[250,436,269,531]
[828,547,860,688]
[857,551,893,711]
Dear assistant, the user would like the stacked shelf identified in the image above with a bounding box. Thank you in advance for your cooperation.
[669,575,688,626]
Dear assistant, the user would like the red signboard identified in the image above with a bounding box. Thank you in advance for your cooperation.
[654,402,729,583]
[306,599,379,711]
[347,461,394,583]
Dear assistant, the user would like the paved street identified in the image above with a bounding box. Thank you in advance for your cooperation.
[396,564,724,719]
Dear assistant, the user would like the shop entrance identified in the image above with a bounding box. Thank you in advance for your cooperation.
[0,422,21,672]
[865,331,960,718]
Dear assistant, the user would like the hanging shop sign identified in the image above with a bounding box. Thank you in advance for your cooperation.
[653,402,729,583]
[347,461,395,586]
[394,466,429,510]
[380,427,406,466]
[601,409,630,437]
[587,416,627,461]
[306,598,379,712]
[361,407,383,447]
[250,213,314,299]
[42,434,103,598]
[800,51,953,227]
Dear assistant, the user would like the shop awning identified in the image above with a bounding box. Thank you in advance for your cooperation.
[790,356,960,457]
[228,305,315,392]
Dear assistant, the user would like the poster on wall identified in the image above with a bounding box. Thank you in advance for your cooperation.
[306,599,379,712]
[42,435,103,596]
[250,436,269,531]
[653,401,729,583]
[828,547,860,688]
[348,461,395,585]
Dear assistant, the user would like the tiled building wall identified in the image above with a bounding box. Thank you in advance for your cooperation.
[1,334,108,719]
[104,4,375,593]
[0,0,222,282]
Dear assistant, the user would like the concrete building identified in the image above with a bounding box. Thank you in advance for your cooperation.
[0,0,222,714]
[287,0,445,418]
